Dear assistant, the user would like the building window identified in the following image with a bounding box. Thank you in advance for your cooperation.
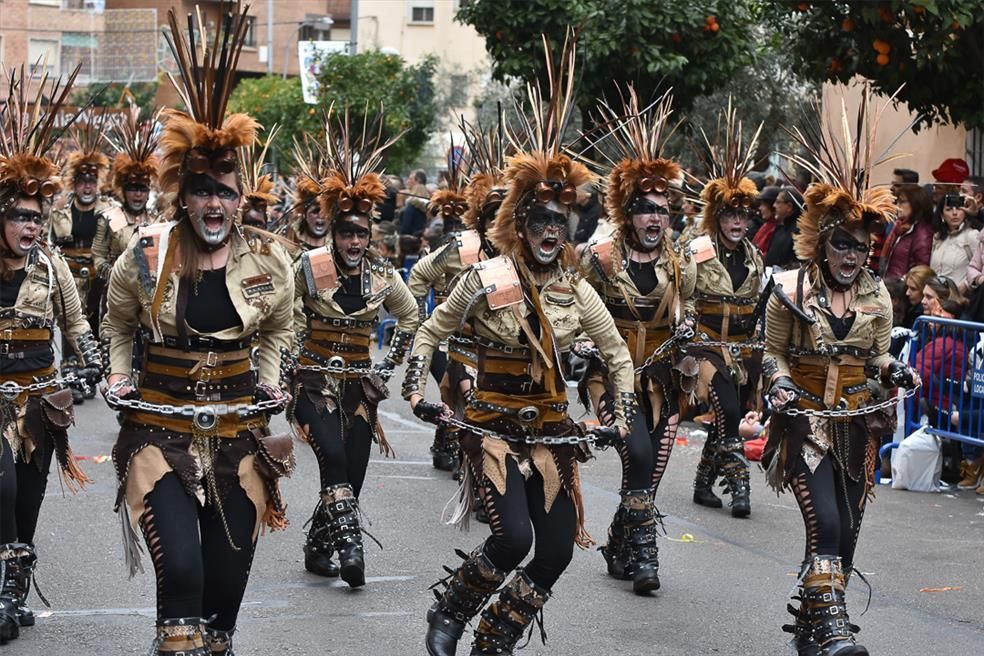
[61,32,96,81]
[243,15,257,48]
[408,0,435,25]
[28,39,59,78]
[61,0,105,9]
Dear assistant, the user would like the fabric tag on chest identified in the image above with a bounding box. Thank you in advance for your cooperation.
[242,273,274,297]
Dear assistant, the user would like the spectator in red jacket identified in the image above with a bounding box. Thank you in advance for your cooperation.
[916,276,968,414]
[880,183,933,281]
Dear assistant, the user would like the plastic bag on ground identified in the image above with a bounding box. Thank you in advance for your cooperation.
[891,426,942,492]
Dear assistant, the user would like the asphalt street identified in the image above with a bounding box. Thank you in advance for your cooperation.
[6,369,984,655]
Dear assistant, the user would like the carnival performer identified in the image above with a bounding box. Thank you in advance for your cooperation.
[0,63,101,643]
[579,88,696,595]
[286,135,330,253]
[49,107,114,403]
[239,125,280,230]
[408,35,635,656]
[290,108,418,588]
[763,87,920,656]
[406,144,477,473]
[688,106,765,518]
[101,4,295,653]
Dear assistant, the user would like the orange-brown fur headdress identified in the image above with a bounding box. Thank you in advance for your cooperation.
[0,63,80,218]
[159,1,258,205]
[488,31,596,262]
[693,99,762,237]
[105,104,161,200]
[782,84,907,261]
[62,107,111,188]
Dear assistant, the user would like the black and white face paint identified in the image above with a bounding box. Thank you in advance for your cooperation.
[523,203,569,265]
[183,173,240,248]
[305,203,327,238]
[74,176,98,206]
[629,193,670,251]
[334,216,371,269]
[718,208,751,246]
[3,200,44,257]
[824,225,870,287]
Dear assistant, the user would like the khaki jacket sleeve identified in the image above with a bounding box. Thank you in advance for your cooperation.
[868,283,895,373]
[574,278,634,430]
[103,244,142,378]
[764,293,793,381]
[680,251,697,316]
[91,214,112,275]
[403,268,482,399]
[407,242,452,300]
[382,271,421,362]
[51,253,90,346]
[292,260,308,337]
[256,244,295,387]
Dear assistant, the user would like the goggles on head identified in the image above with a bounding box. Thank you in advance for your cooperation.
[185,147,237,176]
[726,194,754,209]
[75,163,101,179]
[337,194,373,215]
[534,180,577,206]
[637,176,669,194]
[17,178,58,199]
[440,201,468,218]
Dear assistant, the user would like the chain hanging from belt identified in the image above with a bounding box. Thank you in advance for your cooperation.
[633,325,695,373]
[103,384,287,429]
[437,414,611,446]
[0,374,82,400]
[296,359,392,380]
[687,337,765,355]
[777,385,920,418]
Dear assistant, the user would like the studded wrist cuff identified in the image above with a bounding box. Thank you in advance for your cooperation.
[402,354,429,398]
[387,329,414,365]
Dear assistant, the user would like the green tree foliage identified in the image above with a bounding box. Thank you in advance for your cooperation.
[770,0,984,130]
[456,0,762,122]
[227,75,321,169]
[314,51,439,173]
[71,80,159,115]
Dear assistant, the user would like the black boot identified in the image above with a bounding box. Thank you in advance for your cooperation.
[623,490,661,595]
[425,546,506,656]
[303,498,340,578]
[149,617,208,655]
[431,425,457,472]
[599,504,630,581]
[324,484,366,588]
[692,440,723,508]
[1,543,40,627]
[471,571,549,655]
[471,477,489,525]
[205,624,236,656]
[719,436,751,518]
[802,556,868,656]
[782,592,820,656]
[0,545,21,645]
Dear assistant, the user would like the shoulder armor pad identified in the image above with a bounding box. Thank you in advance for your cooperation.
[689,234,716,263]
[457,230,482,266]
[103,206,129,231]
[588,236,617,278]
[771,269,802,303]
[301,245,339,296]
[474,256,523,310]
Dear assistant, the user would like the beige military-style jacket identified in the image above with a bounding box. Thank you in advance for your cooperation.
[0,245,90,343]
[49,195,118,247]
[408,255,635,429]
[406,230,486,307]
[103,222,295,387]
[693,237,764,305]
[293,249,420,338]
[91,205,159,278]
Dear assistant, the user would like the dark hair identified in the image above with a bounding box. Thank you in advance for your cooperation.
[896,183,933,227]
[933,194,967,238]
[967,175,984,196]
[411,169,427,186]
[777,186,803,222]
[893,168,919,184]
[926,275,967,317]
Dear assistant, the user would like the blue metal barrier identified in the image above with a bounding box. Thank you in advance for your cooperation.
[905,315,984,449]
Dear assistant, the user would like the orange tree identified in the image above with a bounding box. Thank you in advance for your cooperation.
[771,0,984,129]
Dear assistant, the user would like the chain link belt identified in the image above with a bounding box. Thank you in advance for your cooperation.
[777,386,920,418]
[0,374,80,400]
[687,339,765,355]
[296,361,393,380]
[103,388,287,432]
[634,326,695,373]
[437,414,604,446]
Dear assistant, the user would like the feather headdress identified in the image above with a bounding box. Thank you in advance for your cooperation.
[0,61,81,216]
[694,98,762,237]
[596,86,683,240]
[240,123,280,209]
[104,103,161,199]
[427,134,470,224]
[460,112,510,233]
[63,105,112,187]
[489,30,596,260]
[315,105,400,229]
[782,84,907,261]
[159,0,258,201]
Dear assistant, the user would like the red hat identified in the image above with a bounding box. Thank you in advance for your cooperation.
[932,158,969,184]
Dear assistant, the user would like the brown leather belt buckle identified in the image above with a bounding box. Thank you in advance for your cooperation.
[205,351,218,367]
[194,380,207,400]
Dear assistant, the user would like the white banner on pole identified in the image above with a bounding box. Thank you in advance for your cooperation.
[298,41,349,104]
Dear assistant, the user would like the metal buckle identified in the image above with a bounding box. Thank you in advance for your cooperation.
[0,381,20,400]
[205,351,218,367]
[192,406,218,432]
[517,406,540,423]
[0,343,9,355]
[1,329,11,341]
[327,355,345,369]
[194,380,207,399]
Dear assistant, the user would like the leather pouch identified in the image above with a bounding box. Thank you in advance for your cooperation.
[253,429,296,479]
[41,388,75,428]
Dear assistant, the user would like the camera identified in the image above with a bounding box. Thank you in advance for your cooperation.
[944,194,963,208]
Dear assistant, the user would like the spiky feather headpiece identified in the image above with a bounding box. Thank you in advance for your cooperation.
[104,103,161,199]
[63,105,112,188]
[240,123,280,209]
[596,86,683,240]
[0,61,81,217]
[427,133,470,224]
[460,113,511,233]
[159,0,258,202]
[489,30,596,260]
[782,84,907,262]
[693,98,762,237]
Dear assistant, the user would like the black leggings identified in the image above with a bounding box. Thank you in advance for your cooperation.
[614,387,679,492]
[294,394,372,496]
[707,371,742,446]
[0,431,54,545]
[430,351,448,385]
[790,454,869,571]
[140,472,258,630]
[479,458,576,591]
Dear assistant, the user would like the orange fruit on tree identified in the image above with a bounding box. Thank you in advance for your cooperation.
[706,15,716,24]
[913,5,925,14]
[710,23,719,32]
[798,2,810,11]
[842,18,855,32]
[877,53,890,66]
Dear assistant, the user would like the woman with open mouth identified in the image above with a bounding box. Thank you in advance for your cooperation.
[288,108,419,589]
[762,87,921,656]
[406,34,634,656]
[578,88,697,596]
[0,64,102,646]
[102,5,295,653]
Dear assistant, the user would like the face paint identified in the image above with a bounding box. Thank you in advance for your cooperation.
[718,208,750,245]
[305,203,327,237]
[243,205,267,228]
[823,226,869,287]
[75,177,98,206]
[523,204,569,265]
[629,194,670,251]
[334,217,371,268]
[182,173,240,248]
[124,186,149,214]
[3,199,43,257]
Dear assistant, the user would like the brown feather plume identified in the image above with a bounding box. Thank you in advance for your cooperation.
[104,103,161,199]
[240,123,280,206]
[62,104,112,186]
[460,112,513,231]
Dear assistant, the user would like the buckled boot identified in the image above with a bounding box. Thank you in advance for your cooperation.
[623,490,661,595]
[598,503,630,581]
[1,543,38,626]
[303,498,340,578]
[324,483,365,588]
[802,556,868,656]
[782,588,820,656]
[425,546,506,656]
[719,436,751,517]
[692,439,723,508]
[0,545,21,645]
[470,571,549,656]
[431,425,458,471]
[149,617,208,655]
[204,624,235,656]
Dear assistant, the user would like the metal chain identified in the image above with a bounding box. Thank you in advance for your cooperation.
[687,340,765,353]
[777,386,920,418]
[103,388,287,418]
[634,326,695,374]
[296,363,392,380]
[0,374,82,400]
[438,414,599,446]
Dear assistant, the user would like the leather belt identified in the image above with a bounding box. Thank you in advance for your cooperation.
[159,334,255,352]
[126,410,264,438]
[308,316,375,330]
[1,328,52,342]
[1,345,53,360]
[144,358,252,380]
[146,343,251,364]
[471,334,530,357]
[308,329,372,346]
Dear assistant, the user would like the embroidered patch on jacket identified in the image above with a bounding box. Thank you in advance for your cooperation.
[242,273,274,297]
